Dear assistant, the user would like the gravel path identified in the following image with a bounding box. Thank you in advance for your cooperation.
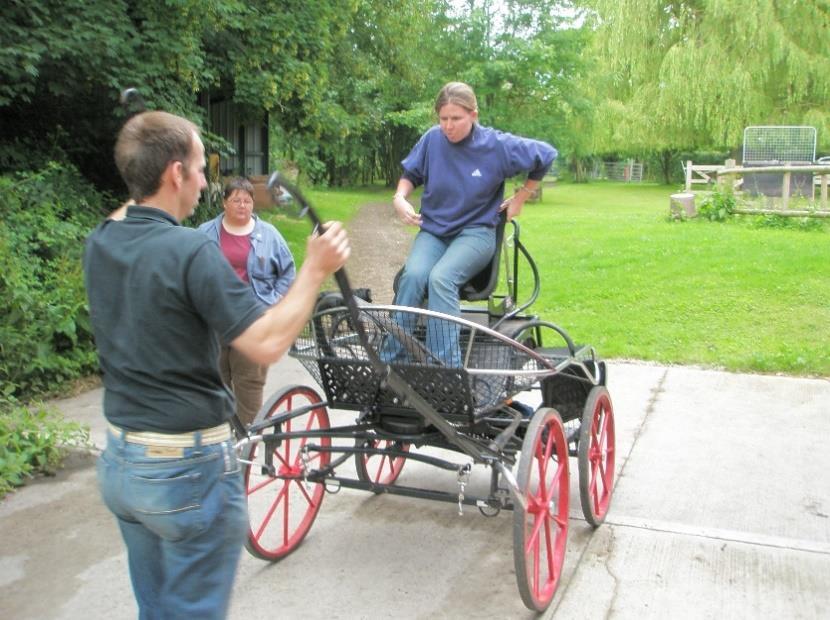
[338,201,413,303]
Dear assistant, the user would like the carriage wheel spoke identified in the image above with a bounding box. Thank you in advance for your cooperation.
[292,478,320,506]
[579,388,616,527]
[243,386,330,562]
[373,454,390,483]
[247,473,279,495]
[253,482,288,542]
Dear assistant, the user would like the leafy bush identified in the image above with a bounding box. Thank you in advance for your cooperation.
[697,189,736,222]
[751,213,827,232]
[0,397,90,498]
[0,162,105,400]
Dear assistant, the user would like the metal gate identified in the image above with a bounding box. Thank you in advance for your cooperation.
[742,126,816,197]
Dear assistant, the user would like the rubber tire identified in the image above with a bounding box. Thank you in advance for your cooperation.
[354,438,410,488]
[513,407,570,612]
[243,385,330,562]
[578,386,616,527]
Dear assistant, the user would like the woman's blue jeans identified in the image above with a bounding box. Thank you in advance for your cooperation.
[97,428,248,619]
[387,226,496,366]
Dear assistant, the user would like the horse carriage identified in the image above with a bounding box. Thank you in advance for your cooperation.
[231,174,616,612]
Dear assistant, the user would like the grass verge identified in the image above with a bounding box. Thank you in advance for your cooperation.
[519,182,829,375]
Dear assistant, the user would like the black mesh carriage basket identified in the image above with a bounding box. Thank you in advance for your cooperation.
[289,304,559,426]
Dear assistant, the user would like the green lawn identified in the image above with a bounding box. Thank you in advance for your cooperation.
[521,182,830,376]
[261,181,829,377]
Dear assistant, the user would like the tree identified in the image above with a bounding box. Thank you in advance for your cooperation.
[299,0,442,186]
[0,0,359,189]
[434,1,592,177]
[0,0,593,189]
[0,0,227,188]
[583,0,830,179]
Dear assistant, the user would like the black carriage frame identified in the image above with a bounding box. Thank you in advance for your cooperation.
[231,172,615,612]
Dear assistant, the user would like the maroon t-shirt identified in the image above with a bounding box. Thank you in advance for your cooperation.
[219,225,251,282]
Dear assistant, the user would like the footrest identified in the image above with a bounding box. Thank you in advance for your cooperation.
[536,346,574,361]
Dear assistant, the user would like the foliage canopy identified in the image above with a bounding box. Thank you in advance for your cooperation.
[2,0,829,187]
[585,0,830,155]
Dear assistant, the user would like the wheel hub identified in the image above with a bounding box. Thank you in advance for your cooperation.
[278,463,302,478]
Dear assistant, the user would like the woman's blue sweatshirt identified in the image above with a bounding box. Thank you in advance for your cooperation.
[401,124,557,237]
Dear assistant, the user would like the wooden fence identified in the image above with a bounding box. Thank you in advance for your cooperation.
[716,163,830,215]
[683,159,830,215]
[684,161,734,191]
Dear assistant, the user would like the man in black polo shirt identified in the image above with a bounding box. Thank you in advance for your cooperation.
[84,110,349,618]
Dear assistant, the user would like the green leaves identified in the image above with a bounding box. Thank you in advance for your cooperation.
[697,189,737,222]
[0,398,91,498]
[2,0,594,187]
[585,0,830,153]
[0,163,102,399]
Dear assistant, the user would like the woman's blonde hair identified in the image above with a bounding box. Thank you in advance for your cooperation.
[434,82,478,115]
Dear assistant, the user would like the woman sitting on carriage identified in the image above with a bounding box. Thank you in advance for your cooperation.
[385,81,557,367]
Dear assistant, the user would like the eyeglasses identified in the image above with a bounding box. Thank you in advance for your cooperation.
[229,197,253,206]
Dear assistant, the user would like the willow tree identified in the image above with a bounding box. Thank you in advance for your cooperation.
[584,0,830,179]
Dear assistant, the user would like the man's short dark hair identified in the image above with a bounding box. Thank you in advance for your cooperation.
[115,111,200,202]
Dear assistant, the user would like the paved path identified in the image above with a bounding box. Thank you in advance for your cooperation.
[1,359,828,619]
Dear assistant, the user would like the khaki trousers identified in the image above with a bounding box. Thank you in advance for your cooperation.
[218,345,269,427]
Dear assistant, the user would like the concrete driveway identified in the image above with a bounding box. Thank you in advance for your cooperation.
[1,359,828,619]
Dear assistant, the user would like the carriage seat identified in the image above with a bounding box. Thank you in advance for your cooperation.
[393,212,507,303]
[459,212,507,301]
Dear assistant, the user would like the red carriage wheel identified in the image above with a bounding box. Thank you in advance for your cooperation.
[578,386,616,527]
[243,385,330,561]
[513,407,570,612]
[354,438,410,487]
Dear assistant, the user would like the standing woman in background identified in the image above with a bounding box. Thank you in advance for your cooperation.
[199,177,296,425]
[389,81,557,366]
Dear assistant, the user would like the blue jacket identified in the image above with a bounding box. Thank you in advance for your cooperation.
[198,214,295,305]
[401,124,557,237]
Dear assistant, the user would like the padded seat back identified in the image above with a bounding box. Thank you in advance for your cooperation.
[392,213,508,303]
[460,212,507,301]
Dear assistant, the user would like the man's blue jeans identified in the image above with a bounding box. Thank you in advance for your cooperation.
[97,428,248,619]
[388,226,496,366]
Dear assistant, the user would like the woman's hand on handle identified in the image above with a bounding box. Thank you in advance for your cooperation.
[499,195,526,221]
[391,179,421,227]
[392,195,422,227]
[500,181,539,221]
